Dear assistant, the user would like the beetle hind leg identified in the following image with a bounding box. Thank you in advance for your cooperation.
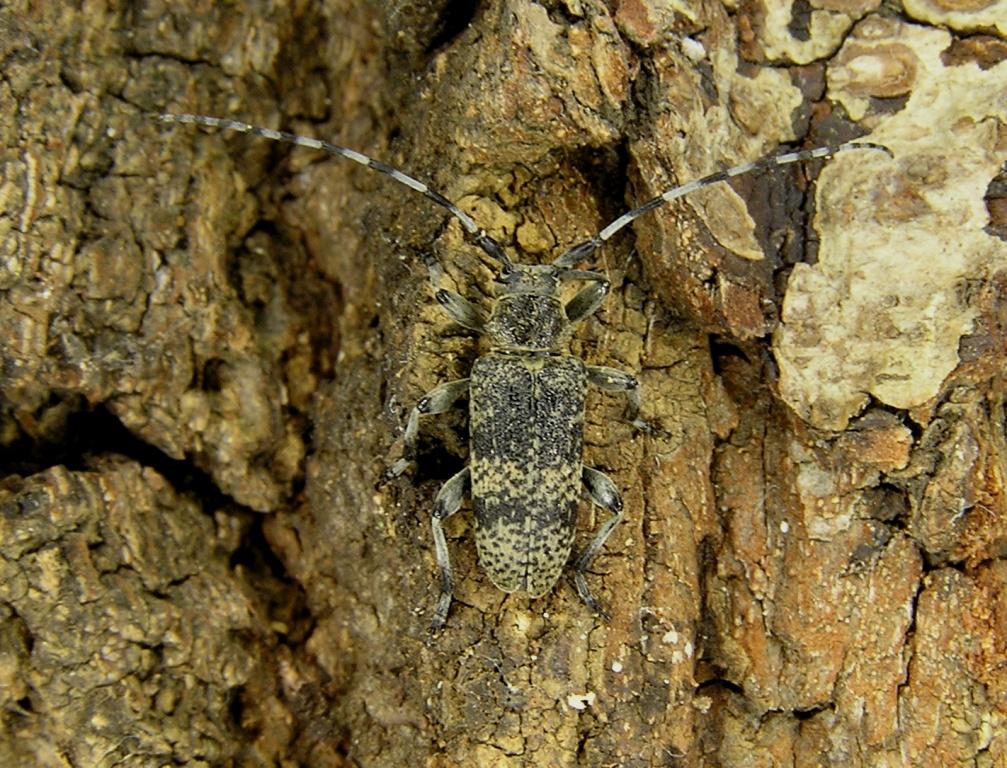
[573,466,624,618]
[430,466,469,630]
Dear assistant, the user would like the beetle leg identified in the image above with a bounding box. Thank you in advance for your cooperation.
[561,271,610,324]
[435,289,488,332]
[431,466,469,630]
[573,466,624,618]
[387,378,470,478]
[423,251,487,331]
[586,364,644,424]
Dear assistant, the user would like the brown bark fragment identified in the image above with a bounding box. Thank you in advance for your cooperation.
[0,461,264,766]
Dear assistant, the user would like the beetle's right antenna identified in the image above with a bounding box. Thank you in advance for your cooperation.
[159,113,513,271]
[553,140,893,268]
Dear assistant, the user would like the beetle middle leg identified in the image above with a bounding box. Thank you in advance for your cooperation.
[569,274,655,432]
[431,466,469,630]
[587,364,643,425]
[388,378,470,478]
[573,466,624,616]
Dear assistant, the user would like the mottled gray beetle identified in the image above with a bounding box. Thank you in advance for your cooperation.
[160,113,888,628]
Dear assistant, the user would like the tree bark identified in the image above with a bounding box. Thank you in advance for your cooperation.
[2,1,1005,766]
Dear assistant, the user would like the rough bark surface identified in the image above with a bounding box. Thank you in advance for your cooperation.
[1,1,1005,767]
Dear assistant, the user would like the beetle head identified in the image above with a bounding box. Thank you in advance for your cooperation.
[493,264,560,298]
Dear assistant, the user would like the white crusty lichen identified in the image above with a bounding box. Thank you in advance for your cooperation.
[903,0,1007,37]
[775,19,1007,430]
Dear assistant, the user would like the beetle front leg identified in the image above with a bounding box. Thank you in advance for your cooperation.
[387,378,470,478]
[435,289,487,332]
[573,466,624,617]
[421,251,487,332]
[431,466,469,630]
[561,270,610,324]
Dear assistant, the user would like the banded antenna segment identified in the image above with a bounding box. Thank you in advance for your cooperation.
[159,113,512,270]
[553,140,893,268]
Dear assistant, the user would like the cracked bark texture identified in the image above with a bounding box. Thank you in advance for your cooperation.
[1,1,1005,766]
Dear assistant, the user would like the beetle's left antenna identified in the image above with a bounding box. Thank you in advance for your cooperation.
[159,113,513,270]
[553,140,893,268]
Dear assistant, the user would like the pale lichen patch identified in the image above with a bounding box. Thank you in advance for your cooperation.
[904,0,1007,37]
[775,19,1007,430]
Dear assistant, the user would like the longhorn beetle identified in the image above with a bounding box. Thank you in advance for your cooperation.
[160,112,890,628]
